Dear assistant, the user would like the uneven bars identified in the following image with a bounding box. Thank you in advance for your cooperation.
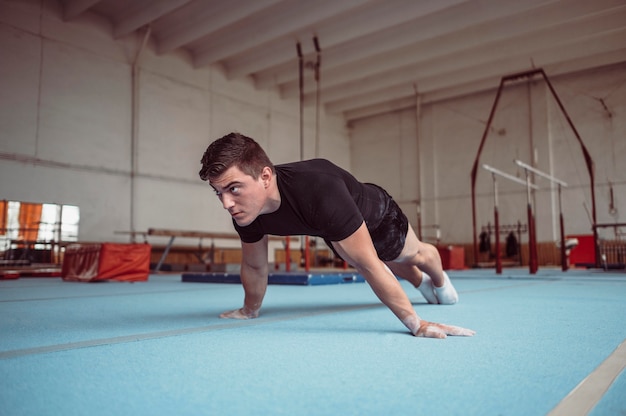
[482,164,539,189]
[514,160,568,187]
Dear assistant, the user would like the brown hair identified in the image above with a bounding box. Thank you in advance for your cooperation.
[199,132,274,181]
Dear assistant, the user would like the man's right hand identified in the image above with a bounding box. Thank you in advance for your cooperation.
[219,307,259,319]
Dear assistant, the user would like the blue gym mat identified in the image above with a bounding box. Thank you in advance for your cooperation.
[181,271,366,285]
[1,268,625,415]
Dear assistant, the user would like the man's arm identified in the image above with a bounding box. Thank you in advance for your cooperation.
[219,236,269,319]
[333,222,474,338]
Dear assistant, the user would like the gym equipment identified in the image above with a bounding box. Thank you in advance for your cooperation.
[515,159,570,271]
[471,68,597,268]
[181,271,365,286]
[62,243,150,282]
[482,164,538,274]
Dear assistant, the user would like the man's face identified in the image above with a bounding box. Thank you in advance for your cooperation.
[209,165,268,227]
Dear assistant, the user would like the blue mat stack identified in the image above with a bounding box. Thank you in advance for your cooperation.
[181,271,365,286]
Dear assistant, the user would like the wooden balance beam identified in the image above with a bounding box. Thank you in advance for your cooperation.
[146,228,291,272]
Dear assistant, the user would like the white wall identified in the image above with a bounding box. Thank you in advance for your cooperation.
[0,0,350,250]
[351,63,626,245]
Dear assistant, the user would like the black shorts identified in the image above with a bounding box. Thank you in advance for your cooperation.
[369,198,409,261]
[325,196,409,262]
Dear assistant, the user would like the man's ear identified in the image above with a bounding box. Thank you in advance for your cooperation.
[260,166,273,187]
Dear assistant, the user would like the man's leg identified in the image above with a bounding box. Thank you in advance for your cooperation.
[387,226,458,304]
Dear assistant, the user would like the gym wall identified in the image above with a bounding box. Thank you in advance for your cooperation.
[0,0,350,247]
[350,63,626,245]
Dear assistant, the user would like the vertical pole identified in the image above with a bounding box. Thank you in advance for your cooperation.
[559,185,568,271]
[528,206,538,274]
[296,42,308,271]
[492,174,502,274]
[313,36,321,158]
[471,78,506,266]
[296,42,304,161]
[304,235,310,272]
[131,26,151,242]
[517,221,523,266]
[540,69,597,267]
[414,85,423,241]
[525,171,538,274]
[285,237,291,272]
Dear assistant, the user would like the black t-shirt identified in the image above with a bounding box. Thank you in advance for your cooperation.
[234,159,389,243]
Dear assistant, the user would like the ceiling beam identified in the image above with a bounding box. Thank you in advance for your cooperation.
[254,0,555,89]
[192,0,372,67]
[304,6,626,107]
[345,48,626,121]
[155,0,284,54]
[282,0,626,100]
[328,29,626,114]
[223,0,469,80]
[62,0,100,20]
[113,0,192,39]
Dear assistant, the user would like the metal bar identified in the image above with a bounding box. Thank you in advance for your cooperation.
[528,204,538,274]
[494,204,502,274]
[514,160,568,187]
[482,164,539,189]
[592,223,626,229]
[471,76,506,266]
[147,228,287,242]
[559,185,568,271]
[297,41,304,161]
[539,68,598,267]
[155,236,175,272]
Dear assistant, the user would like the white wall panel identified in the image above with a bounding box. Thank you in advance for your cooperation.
[209,93,270,149]
[138,71,210,180]
[0,23,40,155]
[37,40,131,170]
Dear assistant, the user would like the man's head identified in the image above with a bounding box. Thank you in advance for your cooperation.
[199,132,274,182]
[200,133,278,226]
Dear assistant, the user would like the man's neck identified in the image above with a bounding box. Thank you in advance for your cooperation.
[263,174,281,214]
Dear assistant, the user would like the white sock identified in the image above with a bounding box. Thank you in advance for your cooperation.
[434,271,459,305]
[417,272,439,304]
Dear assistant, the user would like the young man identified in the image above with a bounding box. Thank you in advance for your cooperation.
[199,133,474,339]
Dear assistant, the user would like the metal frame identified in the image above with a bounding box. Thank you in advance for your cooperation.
[470,68,597,268]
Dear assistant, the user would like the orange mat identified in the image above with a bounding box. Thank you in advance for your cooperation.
[62,243,151,282]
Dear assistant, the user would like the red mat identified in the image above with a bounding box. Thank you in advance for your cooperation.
[62,243,151,282]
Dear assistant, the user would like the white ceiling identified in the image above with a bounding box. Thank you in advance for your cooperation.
[60,0,626,121]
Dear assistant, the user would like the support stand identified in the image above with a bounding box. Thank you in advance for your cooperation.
[515,160,569,271]
[470,69,597,267]
[483,164,538,274]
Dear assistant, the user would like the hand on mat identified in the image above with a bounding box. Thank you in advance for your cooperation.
[219,307,259,319]
[415,320,475,339]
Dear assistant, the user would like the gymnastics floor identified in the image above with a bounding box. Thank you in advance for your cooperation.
[1,268,625,416]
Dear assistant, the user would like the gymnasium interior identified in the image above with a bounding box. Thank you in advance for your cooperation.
[1,1,625,415]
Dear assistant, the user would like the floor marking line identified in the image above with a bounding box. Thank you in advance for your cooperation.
[547,339,626,416]
[0,281,553,360]
[0,303,382,360]
[0,287,222,303]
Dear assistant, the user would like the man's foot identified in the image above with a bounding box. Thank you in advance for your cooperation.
[417,272,439,304]
[434,271,459,304]
[417,272,458,304]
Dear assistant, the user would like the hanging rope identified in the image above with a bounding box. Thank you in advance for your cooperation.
[296,41,304,161]
[313,36,321,158]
